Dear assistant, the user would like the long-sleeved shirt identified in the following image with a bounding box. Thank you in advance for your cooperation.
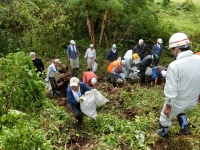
[125,56,134,70]
[107,49,118,62]
[82,71,98,86]
[46,63,57,80]
[140,55,153,67]
[32,57,44,72]
[152,43,163,57]
[84,48,96,59]
[137,43,146,56]
[67,82,91,108]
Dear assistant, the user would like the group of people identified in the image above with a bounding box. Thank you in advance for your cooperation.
[30,32,200,138]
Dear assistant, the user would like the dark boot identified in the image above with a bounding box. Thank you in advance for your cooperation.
[177,113,191,135]
[156,124,168,138]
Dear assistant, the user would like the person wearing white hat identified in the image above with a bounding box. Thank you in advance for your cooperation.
[84,44,96,71]
[67,77,91,125]
[107,44,119,64]
[46,59,62,97]
[137,39,146,61]
[30,52,44,76]
[82,71,98,87]
[152,38,163,66]
[67,40,80,74]
[157,32,200,138]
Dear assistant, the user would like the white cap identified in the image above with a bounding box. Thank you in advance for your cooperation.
[139,39,144,45]
[121,60,127,66]
[157,38,163,43]
[70,77,80,87]
[70,40,76,44]
[112,44,117,49]
[91,78,97,85]
[90,44,94,48]
[54,59,62,64]
[30,52,35,56]
[161,70,167,78]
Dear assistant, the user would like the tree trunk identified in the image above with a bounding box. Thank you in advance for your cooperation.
[85,2,95,46]
[99,8,109,47]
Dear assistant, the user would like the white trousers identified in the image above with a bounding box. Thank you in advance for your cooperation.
[87,58,95,69]
[70,57,79,68]
[159,100,198,127]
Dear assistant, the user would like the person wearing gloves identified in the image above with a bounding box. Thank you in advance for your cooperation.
[30,52,44,75]
[107,44,119,64]
[84,44,96,71]
[139,54,159,85]
[153,66,167,86]
[46,59,61,97]
[67,77,91,125]
[137,39,146,61]
[82,71,98,87]
[157,33,200,138]
[67,40,80,74]
[123,53,139,78]
[107,60,127,90]
[152,38,163,66]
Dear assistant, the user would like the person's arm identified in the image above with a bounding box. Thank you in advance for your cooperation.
[82,73,87,84]
[152,45,155,55]
[76,45,80,57]
[40,59,45,71]
[107,50,111,63]
[111,66,117,74]
[94,49,96,61]
[84,49,88,61]
[46,66,51,81]
[154,77,158,86]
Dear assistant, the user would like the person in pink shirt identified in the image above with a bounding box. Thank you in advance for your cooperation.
[82,71,98,87]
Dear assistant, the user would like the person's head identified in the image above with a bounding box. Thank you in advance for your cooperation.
[121,60,127,66]
[70,40,75,46]
[30,52,36,60]
[132,53,138,60]
[169,33,190,58]
[90,44,94,50]
[132,46,137,53]
[112,44,117,50]
[139,39,144,45]
[70,77,80,91]
[91,77,97,85]
[153,54,159,60]
[53,59,62,67]
[157,38,163,45]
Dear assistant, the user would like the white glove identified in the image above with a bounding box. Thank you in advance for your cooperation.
[77,98,83,102]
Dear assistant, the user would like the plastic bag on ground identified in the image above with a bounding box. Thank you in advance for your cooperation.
[80,90,97,119]
[92,62,98,72]
[145,67,152,75]
[45,82,53,95]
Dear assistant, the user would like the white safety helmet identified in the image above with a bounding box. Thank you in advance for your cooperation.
[161,70,167,78]
[30,52,35,56]
[169,33,190,49]
[70,40,76,44]
[121,60,127,66]
[90,44,94,48]
[139,39,144,45]
[112,44,117,49]
[91,78,97,85]
[157,38,163,43]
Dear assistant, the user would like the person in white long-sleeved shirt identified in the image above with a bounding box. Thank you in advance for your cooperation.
[46,59,61,97]
[84,44,96,71]
[157,33,200,138]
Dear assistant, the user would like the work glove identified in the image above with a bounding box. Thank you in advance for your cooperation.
[77,98,83,103]
[116,73,121,78]
[164,104,172,118]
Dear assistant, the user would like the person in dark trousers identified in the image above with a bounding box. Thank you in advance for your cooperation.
[107,44,118,64]
[139,54,159,85]
[137,39,146,61]
[152,38,163,66]
[67,77,91,125]
[30,52,44,75]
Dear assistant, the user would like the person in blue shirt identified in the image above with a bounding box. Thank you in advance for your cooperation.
[152,38,163,66]
[66,77,91,125]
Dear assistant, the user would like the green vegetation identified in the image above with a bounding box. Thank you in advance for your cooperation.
[0,0,200,149]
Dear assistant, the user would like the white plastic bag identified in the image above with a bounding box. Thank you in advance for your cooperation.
[92,62,98,72]
[80,90,97,119]
[93,89,109,106]
[145,67,152,75]
[45,82,53,95]
[120,73,126,79]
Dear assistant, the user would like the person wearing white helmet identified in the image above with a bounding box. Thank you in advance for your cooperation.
[152,38,163,66]
[84,44,96,71]
[107,44,119,64]
[67,40,80,75]
[157,33,200,138]
[137,39,146,61]
[107,60,127,90]
[82,71,98,87]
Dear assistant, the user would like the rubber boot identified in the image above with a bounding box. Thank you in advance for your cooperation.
[156,124,169,138]
[177,113,191,135]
